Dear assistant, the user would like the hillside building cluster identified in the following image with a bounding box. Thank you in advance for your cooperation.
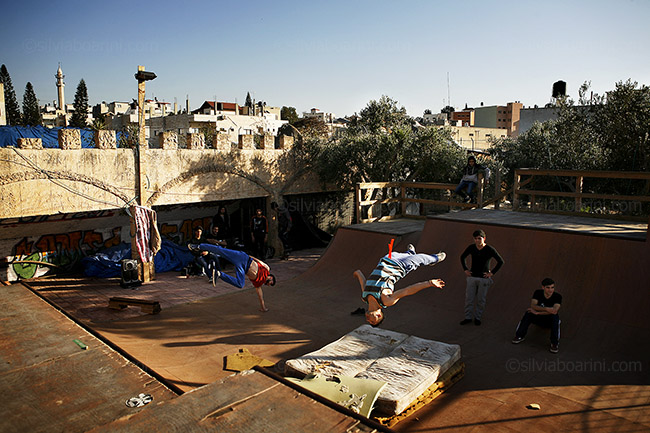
[0,65,565,151]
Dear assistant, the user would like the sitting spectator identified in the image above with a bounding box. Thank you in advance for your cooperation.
[184,226,210,278]
[455,155,485,203]
[511,278,562,353]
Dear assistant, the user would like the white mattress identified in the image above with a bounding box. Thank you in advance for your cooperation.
[285,325,461,415]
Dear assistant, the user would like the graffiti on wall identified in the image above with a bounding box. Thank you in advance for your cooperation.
[9,227,122,280]
[160,217,213,244]
[9,215,217,281]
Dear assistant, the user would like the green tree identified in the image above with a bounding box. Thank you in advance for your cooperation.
[280,106,299,124]
[22,82,41,126]
[245,92,253,108]
[592,80,650,171]
[0,64,22,125]
[441,105,454,120]
[70,79,89,127]
[309,95,461,190]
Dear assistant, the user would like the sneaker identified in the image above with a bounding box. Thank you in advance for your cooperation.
[512,336,525,344]
[463,196,472,203]
[550,344,559,354]
[407,244,416,253]
[187,243,201,253]
[459,318,472,325]
[474,319,482,326]
[435,251,446,262]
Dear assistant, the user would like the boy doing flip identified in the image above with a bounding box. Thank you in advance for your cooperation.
[353,244,446,326]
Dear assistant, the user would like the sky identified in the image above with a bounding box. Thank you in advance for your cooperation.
[2,0,649,118]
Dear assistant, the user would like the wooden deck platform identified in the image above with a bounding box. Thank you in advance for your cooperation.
[5,209,650,432]
[436,209,648,240]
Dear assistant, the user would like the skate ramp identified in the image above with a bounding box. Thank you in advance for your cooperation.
[286,214,650,431]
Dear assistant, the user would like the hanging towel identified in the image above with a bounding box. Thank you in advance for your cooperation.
[133,206,162,262]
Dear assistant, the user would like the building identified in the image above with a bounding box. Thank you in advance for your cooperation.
[450,109,474,127]
[303,108,334,124]
[449,125,507,151]
[148,100,288,147]
[473,102,523,137]
[422,112,448,125]
[518,105,560,136]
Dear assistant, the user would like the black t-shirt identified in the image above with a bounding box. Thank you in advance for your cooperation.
[532,289,562,309]
[460,244,504,277]
[251,216,267,235]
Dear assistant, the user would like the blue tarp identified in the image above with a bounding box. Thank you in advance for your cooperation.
[81,239,194,278]
[0,125,128,148]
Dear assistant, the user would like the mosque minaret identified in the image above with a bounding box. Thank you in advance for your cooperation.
[55,64,65,112]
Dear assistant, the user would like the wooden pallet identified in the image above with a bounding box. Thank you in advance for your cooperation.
[108,297,161,314]
[373,359,465,427]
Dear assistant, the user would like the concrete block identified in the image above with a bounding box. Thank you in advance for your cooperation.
[159,131,178,150]
[94,130,117,149]
[259,133,275,149]
[238,134,254,150]
[186,133,205,150]
[278,135,294,150]
[58,129,82,149]
[17,138,43,149]
[214,132,231,151]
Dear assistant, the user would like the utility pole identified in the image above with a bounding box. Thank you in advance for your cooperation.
[133,65,157,283]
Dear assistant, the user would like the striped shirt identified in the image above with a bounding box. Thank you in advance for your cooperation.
[362,257,407,308]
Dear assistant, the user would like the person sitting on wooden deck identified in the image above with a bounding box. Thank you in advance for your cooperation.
[353,244,446,326]
[188,243,276,312]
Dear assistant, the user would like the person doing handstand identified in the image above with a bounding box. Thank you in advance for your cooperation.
[189,243,275,312]
[353,244,446,326]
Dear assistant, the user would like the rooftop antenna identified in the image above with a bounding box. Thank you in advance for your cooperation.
[447,72,451,109]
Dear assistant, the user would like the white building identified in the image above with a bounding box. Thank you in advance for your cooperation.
[147,100,288,147]
[303,108,334,124]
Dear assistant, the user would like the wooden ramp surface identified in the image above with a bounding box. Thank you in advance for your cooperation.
[13,212,650,432]
[0,284,176,433]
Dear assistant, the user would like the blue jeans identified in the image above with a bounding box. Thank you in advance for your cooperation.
[388,251,442,274]
[455,180,476,197]
[199,244,252,288]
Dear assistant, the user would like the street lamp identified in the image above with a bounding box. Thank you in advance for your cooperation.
[135,66,156,148]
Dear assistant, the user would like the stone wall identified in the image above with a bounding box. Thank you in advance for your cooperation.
[0,129,326,220]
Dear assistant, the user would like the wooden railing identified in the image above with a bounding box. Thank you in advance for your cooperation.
[513,169,650,221]
[355,175,488,223]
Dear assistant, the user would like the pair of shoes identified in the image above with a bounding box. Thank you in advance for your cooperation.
[187,243,201,253]
[474,319,482,326]
[459,318,472,325]
[407,244,416,253]
[125,393,153,408]
[350,307,366,316]
[512,336,525,344]
[435,251,446,262]
[550,344,559,354]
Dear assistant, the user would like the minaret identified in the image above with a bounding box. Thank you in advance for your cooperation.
[55,64,65,112]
